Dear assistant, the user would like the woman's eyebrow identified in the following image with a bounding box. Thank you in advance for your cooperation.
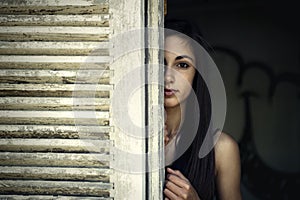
[175,55,194,62]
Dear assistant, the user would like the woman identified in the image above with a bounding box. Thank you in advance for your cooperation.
[164,19,242,200]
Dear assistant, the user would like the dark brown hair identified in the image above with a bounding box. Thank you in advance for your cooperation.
[165,19,215,200]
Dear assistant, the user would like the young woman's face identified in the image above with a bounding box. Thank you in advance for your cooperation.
[164,35,196,108]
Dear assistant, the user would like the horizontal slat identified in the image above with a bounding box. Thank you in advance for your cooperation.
[0,180,111,197]
[0,62,110,70]
[0,84,110,97]
[0,97,110,111]
[0,14,109,26]
[0,41,109,55]
[0,41,109,49]
[0,195,112,200]
[0,111,108,125]
[0,34,108,42]
[0,5,108,15]
[0,111,109,118]
[0,26,109,41]
[0,0,109,6]
[0,0,108,15]
[0,152,110,167]
[0,56,110,63]
[0,125,110,139]
[0,111,110,125]
[0,70,111,84]
[0,166,110,182]
[0,26,109,34]
[0,84,112,91]
[0,118,109,126]
[0,139,110,153]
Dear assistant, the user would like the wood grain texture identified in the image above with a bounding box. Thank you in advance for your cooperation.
[0,34,108,42]
[0,0,113,198]
[0,62,110,70]
[0,195,112,200]
[0,0,109,6]
[0,55,111,63]
[0,180,111,197]
[0,139,110,153]
[0,152,110,167]
[0,97,110,111]
[0,14,109,26]
[0,166,110,182]
[0,5,108,15]
[0,70,111,84]
[0,84,111,97]
[0,41,109,55]
[0,125,111,139]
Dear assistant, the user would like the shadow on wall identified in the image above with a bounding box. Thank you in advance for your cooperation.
[212,47,300,200]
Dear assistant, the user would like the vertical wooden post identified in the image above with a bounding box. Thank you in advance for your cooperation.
[110,0,164,199]
[145,0,165,199]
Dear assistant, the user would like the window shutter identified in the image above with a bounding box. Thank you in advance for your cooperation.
[0,0,113,199]
[0,0,164,199]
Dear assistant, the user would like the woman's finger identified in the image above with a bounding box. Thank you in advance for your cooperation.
[164,187,181,200]
[167,168,189,182]
[167,174,192,192]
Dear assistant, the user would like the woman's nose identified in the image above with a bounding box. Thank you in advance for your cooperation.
[164,66,174,84]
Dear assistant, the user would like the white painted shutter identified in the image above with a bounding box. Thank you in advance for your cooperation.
[0,0,164,199]
[0,0,113,199]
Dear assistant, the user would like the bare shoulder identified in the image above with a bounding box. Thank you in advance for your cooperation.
[215,132,240,175]
[214,132,242,199]
[215,132,239,154]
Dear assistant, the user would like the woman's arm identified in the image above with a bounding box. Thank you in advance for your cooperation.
[215,133,242,200]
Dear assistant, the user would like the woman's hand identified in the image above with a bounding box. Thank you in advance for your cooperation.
[164,168,200,200]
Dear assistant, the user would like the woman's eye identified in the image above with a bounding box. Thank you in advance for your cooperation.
[176,63,189,69]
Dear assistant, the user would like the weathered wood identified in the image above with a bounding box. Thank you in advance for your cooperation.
[0,69,108,76]
[0,55,110,63]
[0,0,109,15]
[0,97,110,111]
[0,152,110,167]
[0,180,111,197]
[0,33,108,42]
[0,49,108,56]
[0,41,109,55]
[0,62,109,70]
[0,0,108,7]
[0,118,109,126]
[0,195,112,200]
[0,91,109,98]
[0,41,109,49]
[0,139,110,153]
[0,14,109,26]
[0,70,111,84]
[0,110,109,118]
[0,0,113,198]
[0,27,109,42]
[0,84,111,97]
[0,83,112,91]
[0,166,110,182]
[0,26,109,33]
[0,125,111,139]
[0,5,108,15]
[109,0,147,199]
[0,0,109,6]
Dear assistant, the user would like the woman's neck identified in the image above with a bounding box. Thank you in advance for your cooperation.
[165,103,186,139]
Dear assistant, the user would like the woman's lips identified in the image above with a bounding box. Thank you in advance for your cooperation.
[164,88,178,96]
